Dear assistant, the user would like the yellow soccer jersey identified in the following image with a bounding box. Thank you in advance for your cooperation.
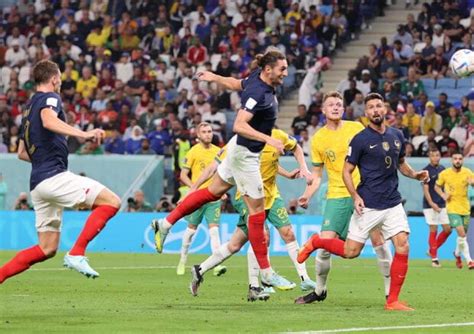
[233,129,297,210]
[182,143,220,189]
[311,121,365,199]
[436,167,473,216]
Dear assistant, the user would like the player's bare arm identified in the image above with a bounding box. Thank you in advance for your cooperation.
[422,183,441,213]
[343,161,365,215]
[41,108,105,143]
[179,167,194,188]
[434,184,450,201]
[298,165,323,209]
[190,160,219,192]
[17,139,31,163]
[398,158,430,182]
[233,109,284,153]
[290,143,313,185]
[277,165,300,179]
[196,71,242,91]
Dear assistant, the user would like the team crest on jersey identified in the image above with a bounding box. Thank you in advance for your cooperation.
[382,142,390,151]
[394,140,401,149]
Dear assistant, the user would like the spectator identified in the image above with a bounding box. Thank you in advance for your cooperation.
[401,67,425,98]
[343,79,361,106]
[76,65,98,99]
[115,53,133,84]
[202,105,226,142]
[443,106,460,130]
[287,198,303,215]
[392,24,413,46]
[437,127,459,157]
[393,39,414,69]
[432,24,445,48]
[104,129,126,154]
[402,102,421,137]
[76,139,104,155]
[427,46,449,78]
[393,114,410,141]
[298,129,310,156]
[0,173,7,210]
[405,142,415,157]
[125,125,145,154]
[13,192,32,210]
[135,138,156,155]
[421,101,442,135]
[417,128,438,157]
[435,93,452,119]
[356,69,372,97]
[291,104,310,136]
[350,93,365,120]
[186,38,208,66]
[380,50,401,79]
[336,69,357,94]
[450,114,470,149]
[265,0,283,31]
[148,121,171,155]
[421,34,436,63]
[128,190,153,212]
[306,114,322,138]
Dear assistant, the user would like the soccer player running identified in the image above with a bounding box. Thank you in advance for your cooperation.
[297,93,429,311]
[295,91,392,304]
[187,129,316,299]
[422,148,451,268]
[434,152,474,269]
[151,49,312,289]
[0,60,121,284]
[177,122,226,277]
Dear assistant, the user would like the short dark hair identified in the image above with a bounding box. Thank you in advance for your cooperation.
[364,93,385,105]
[251,50,286,70]
[428,148,440,154]
[33,60,60,85]
[451,151,462,157]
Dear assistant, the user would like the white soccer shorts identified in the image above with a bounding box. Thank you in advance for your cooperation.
[31,171,106,232]
[217,136,264,199]
[423,208,449,226]
[347,203,410,243]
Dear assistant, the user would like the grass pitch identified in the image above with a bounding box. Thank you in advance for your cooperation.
[0,251,473,333]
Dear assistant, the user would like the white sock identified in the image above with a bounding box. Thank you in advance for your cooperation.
[286,240,310,281]
[315,250,331,295]
[179,227,196,264]
[247,246,260,287]
[162,218,172,232]
[455,237,460,257]
[373,243,392,297]
[458,237,473,263]
[199,243,232,275]
[209,226,221,254]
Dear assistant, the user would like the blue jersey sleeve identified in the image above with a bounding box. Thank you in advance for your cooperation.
[346,134,364,166]
[38,93,61,114]
[397,131,406,159]
[240,88,263,115]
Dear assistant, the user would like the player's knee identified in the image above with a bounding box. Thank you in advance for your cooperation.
[41,246,58,258]
[279,226,295,243]
[227,242,241,254]
[395,241,409,254]
[344,246,361,259]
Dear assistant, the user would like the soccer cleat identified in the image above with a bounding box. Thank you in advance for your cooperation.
[213,265,227,277]
[190,265,203,296]
[261,271,296,291]
[297,234,319,263]
[63,253,99,279]
[151,219,169,253]
[384,301,415,311]
[468,261,474,270]
[454,252,463,269]
[294,290,327,304]
[247,285,270,302]
[431,259,441,268]
[300,278,317,291]
[262,285,276,294]
[177,261,185,276]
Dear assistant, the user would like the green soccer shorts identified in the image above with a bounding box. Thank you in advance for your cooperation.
[321,197,354,240]
[186,200,221,226]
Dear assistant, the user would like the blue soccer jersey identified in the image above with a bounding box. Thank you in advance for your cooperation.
[346,126,406,210]
[237,70,278,153]
[20,92,68,190]
[422,163,446,209]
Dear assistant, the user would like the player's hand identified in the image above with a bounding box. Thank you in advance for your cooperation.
[298,195,309,209]
[287,169,300,179]
[318,57,332,71]
[84,128,105,144]
[415,170,430,183]
[266,137,285,154]
[443,192,451,201]
[299,168,313,185]
[195,71,216,82]
[220,193,228,201]
[431,204,441,213]
[354,194,365,216]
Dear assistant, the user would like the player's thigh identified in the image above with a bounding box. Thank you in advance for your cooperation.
[31,190,64,233]
[423,208,437,226]
[267,198,293,241]
[369,228,385,247]
[448,214,466,230]
[347,208,384,245]
[243,195,265,215]
[380,204,410,242]
[93,187,121,208]
[209,172,234,197]
[186,206,206,227]
[230,144,264,201]
[204,200,222,226]
[321,197,353,240]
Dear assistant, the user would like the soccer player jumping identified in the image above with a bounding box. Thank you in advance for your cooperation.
[298,93,429,311]
[151,50,312,288]
[0,60,121,284]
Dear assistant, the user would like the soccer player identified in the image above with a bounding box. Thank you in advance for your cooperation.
[177,122,226,277]
[435,152,474,269]
[151,50,312,288]
[294,91,393,304]
[422,148,451,268]
[0,60,121,283]
[187,129,315,299]
[297,93,429,311]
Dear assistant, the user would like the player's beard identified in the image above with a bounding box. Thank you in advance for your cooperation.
[453,162,462,170]
[370,115,383,125]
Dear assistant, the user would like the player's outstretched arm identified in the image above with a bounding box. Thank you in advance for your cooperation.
[343,161,365,215]
[298,165,322,209]
[291,144,313,185]
[17,139,31,162]
[277,165,300,179]
[434,184,450,201]
[233,109,284,153]
[398,158,429,182]
[179,167,193,188]
[422,183,441,213]
[196,71,242,91]
[41,108,105,143]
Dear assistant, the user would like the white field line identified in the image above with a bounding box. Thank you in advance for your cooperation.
[286,322,474,334]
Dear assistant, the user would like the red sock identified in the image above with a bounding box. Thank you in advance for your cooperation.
[429,231,437,258]
[0,245,47,284]
[166,188,220,224]
[69,205,118,256]
[313,236,346,257]
[248,211,270,269]
[387,253,408,304]
[436,231,450,250]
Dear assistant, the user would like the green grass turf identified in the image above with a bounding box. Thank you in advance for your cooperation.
[0,251,473,333]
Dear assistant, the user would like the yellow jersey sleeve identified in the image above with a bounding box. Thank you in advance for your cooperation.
[436,170,445,187]
[182,147,195,170]
[272,129,297,152]
[310,133,323,166]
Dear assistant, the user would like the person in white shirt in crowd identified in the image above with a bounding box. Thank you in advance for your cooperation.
[432,24,445,48]
[392,24,413,46]
[350,93,365,120]
[450,115,471,149]
[115,52,134,85]
[202,104,227,143]
[336,69,357,95]
[264,0,283,31]
[356,69,372,97]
